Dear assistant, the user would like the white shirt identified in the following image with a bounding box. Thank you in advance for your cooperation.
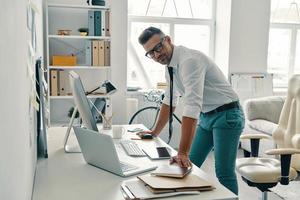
[162,45,239,119]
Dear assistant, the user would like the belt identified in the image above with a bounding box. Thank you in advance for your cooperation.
[203,101,240,115]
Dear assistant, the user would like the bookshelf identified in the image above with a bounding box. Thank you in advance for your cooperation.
[45,1,112,125]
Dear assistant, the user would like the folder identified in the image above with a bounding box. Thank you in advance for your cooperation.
[88,10,94,36]
[98,40,105,66]
[50,70,59,96]
[137,174,214,193]
[151,164,192,178]
[121,179,200,200]
[85,40,92,66]
[94,11,102,36]
[104,40,110,66]
[92,40,99,66]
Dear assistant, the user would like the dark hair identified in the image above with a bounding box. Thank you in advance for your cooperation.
[138,27,165,45]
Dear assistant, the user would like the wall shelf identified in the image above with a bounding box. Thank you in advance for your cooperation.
[48,3,110,10]
[48,35,110,40]
[49,66,110,70]
[50,95,109,99]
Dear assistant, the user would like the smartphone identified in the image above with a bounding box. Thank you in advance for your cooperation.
[156,147,171,157]
[143,146,171,160]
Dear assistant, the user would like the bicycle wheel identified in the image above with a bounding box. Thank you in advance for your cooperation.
[129,106,159,130]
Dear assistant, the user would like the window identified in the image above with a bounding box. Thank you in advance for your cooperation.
[128,0,215,89]
[268,0,300,92]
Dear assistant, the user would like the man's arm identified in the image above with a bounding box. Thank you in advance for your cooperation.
[138,103,175,136]
[152,103,175,135]
[178,116,197,155]
[170,116,197,167]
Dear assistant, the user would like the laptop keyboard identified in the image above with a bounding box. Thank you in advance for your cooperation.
[120,162,138,172]
[120,140,146,157]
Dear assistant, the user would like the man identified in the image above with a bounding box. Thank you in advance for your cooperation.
[137,27,245,195]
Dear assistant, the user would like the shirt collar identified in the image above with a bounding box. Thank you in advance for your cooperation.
[168,45,179,68]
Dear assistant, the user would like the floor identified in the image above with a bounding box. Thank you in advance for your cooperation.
[33,127,283,200]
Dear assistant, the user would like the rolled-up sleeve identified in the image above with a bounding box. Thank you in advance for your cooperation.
[162,67,179,107]
[181,59,206,119]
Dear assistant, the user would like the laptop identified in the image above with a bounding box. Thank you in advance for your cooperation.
[73,127,157,177]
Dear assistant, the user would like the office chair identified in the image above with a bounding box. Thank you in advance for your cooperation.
[236,75,300,200]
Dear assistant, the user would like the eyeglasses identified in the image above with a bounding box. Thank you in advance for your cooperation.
[145,37,165,58]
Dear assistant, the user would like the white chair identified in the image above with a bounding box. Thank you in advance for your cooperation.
[236,75,300,200]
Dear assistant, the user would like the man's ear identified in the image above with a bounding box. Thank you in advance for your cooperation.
[165,36,172,44]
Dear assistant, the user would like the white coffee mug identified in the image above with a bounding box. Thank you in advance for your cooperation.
[112,125,125,139]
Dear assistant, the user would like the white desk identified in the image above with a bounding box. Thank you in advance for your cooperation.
[33,124,238,200]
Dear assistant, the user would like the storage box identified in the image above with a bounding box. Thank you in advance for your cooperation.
[52,55,77,66]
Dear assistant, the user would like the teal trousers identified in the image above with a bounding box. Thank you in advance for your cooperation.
[189,107,245,195]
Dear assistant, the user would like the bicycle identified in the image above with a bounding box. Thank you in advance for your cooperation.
[128,90,181,130]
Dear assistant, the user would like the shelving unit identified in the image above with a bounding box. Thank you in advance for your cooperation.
[45,2,112,125]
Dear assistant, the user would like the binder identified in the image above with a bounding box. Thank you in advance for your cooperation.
[104,40,110,66]
[92,40,99,66]
[88,10,94,36]
[85,40,92,66]
[50,70,59,96]
[59,70,71,96]
[105,10,110,36]
[94,11,102,36]
[101,10,107,36]
[98,40,105,66]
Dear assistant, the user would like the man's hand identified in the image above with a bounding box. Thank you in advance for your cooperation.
[136,130,158,138]
[169,153,192,167]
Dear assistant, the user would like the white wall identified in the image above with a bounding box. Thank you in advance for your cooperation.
[229,0,271,74]
[215,0,271,77]
[110,0,128,124]
[214,0,232,76]
[0,0,43,199]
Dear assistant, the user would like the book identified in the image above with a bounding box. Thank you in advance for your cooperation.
[151,164,192,178]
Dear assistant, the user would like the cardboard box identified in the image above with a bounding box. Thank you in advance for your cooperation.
[52,55,77,66]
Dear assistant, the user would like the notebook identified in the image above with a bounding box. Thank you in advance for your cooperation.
[151,164,192,178]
